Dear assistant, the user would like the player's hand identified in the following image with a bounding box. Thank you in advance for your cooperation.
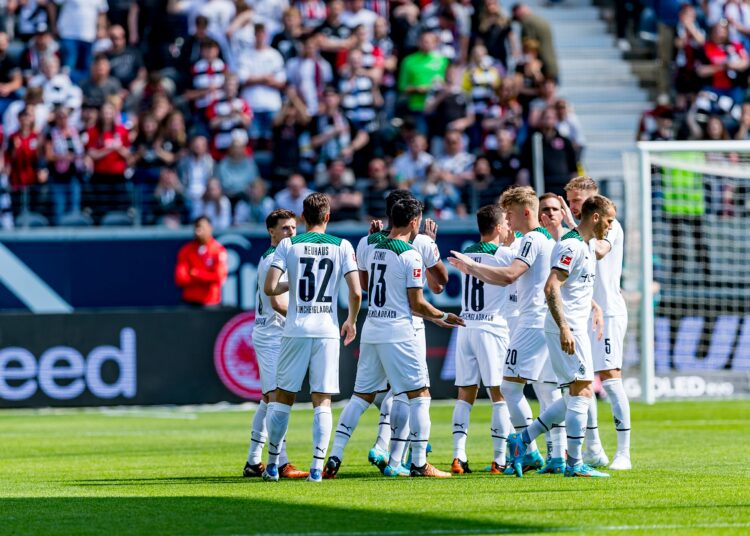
[560,326,575,355]
[448,250,475,274]
[591,305,604,341]
[430,317,456,329]
[422,218,438,240]
[341,319,357,346]
[369,219,383,235]
[540,213,552,231]
[558,195,576,228]
[443,313,465,327]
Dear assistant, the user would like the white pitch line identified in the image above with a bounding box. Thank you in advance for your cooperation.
[238,522,750,536]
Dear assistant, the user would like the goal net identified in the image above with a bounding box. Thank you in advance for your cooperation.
[628,141,750,402]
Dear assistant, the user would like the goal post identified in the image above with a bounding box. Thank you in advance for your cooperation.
[633,140,750,403]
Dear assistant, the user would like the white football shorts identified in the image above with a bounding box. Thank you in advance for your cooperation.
[276,337,340,394]
[455,327,507,388]
[591,315,627,372]
[253,330,282,395]
[355,336,429,395]
[544,328,595,386]
[504,327,551,382]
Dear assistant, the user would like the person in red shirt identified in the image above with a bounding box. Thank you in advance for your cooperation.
[696,22,750,104]
[6,107,45,217]
[85,100,131,219]
[174,216,229,306]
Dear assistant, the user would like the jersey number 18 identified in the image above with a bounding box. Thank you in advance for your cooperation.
[463,274,485,312]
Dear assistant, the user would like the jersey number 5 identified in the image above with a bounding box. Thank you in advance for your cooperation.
[298,257,334,303]
[368,263,387,307]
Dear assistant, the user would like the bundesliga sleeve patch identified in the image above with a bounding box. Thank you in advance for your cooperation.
[560,255,572,266]
[413,268,422,279]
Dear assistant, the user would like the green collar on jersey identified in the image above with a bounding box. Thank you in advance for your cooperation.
[561,228,584,242]
[261,246,276,259]
[367,230,389,245]
[514,231,523,239]
[531,226,554,240]
[463,242,499,255]
[375,238,414,255]
[291,231,343,246]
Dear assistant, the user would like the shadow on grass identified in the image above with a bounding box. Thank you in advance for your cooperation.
[0,497,553,535]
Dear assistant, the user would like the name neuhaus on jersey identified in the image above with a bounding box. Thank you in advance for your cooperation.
[304,245,330,255]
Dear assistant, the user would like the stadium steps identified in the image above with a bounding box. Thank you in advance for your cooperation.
[525,0,648,201]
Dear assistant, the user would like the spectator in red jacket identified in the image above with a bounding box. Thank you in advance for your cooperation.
[174,215,229,306]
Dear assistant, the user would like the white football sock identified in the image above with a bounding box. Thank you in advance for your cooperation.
[409,396,431,467]
[491,400,511,465]
[279,438,289,467]
[503,381,538,452]
[533,383,562,459]
[311,406,332,472]
[247,400,268,464]
[388,394,410,468]
[375,390,394,451]
[329,395,370,461]
[452,399,472,461]
[586,395,603,452]
[603,378,631,453]
[526,396,566,440]
[565,396,591,466]
[266,402,291,467]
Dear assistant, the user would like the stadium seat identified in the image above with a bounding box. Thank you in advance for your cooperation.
[100,211,135,227]
[15,212,49,228]
[58,212,94,227]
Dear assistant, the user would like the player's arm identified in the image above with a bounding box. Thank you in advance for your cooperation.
[407,287,464,326]
[449,251,529,286]
[270,293,289,316]
[426,261,448,293]
[174,248,193,287]
[544,269,575,355]
[592,239,612,261]
[591,298,603,341]
[359,270,368,292]
[264,266,286,296]
[341,270,362,346]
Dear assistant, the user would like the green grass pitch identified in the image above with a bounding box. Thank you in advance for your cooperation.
[1,399,749,535]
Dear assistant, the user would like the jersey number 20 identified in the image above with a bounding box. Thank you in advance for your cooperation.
[298,257,334,303]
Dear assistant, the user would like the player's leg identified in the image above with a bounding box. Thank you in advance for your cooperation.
[385,392,410,476]
[532,381,566,474]
[597,316,631,470]
[583,391,609,467]
[487,386,511,474]
[371,389,394,455]
[452,329,479,474]
[263,337,308,481]
[306,338,340,482]
[244,393,269,477]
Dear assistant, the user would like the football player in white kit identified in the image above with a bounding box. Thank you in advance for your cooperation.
[450,205,514,475]
[449,186,554,474]
[323,190,448,478]
[262,193,362,482]
[507,195,614,478]
[243,209,309,480]
[564,177,632,470]
[354,197,462,478]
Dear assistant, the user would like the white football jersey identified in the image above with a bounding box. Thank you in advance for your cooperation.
[271,231,358,338]
[515,227,555,329]
[544,229,597,333]
[592,218,627,317]
[506,232,523,319]
[255,246,286,335]
[361,238,423,344]
[458,241,512,337]
[357,230,441,330]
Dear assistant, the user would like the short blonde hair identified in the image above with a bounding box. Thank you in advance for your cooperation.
[564,176,599,193]
[500,186,539,211]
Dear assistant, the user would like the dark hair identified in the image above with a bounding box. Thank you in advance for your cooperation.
[193,215,211,227]
[390,198,423,228]
[385,189,414,221]
[302,192,330,226]
[539,192,561,204]
[477,204,504,235]
[266,208,296,229]
[581,195,615,220]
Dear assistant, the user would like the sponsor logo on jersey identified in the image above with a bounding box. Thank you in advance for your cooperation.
[413,268,422,279]
[560,255,572,266]
[214,312,263,401]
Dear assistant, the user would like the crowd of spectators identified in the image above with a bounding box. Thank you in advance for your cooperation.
[0,0,583,229]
